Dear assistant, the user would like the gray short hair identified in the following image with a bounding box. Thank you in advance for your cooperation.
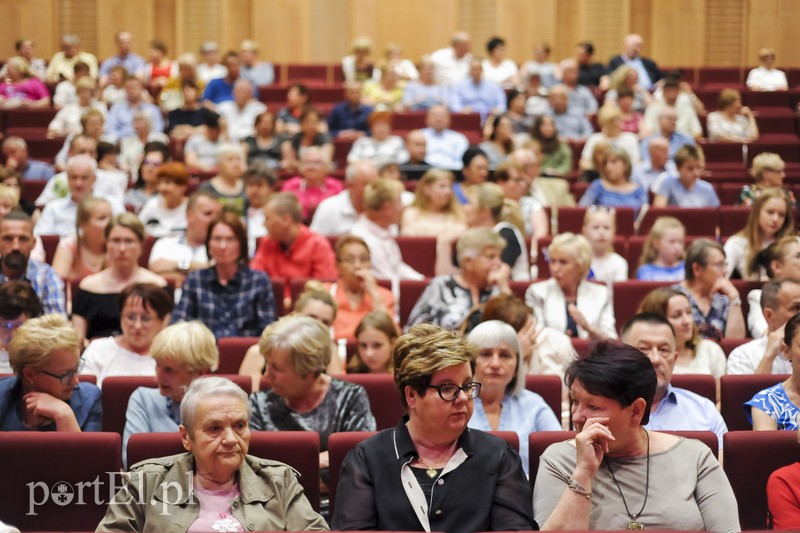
[180,376,250,431]
[258,315,332,378]
[467,320,525,395]
[456,227,506,264]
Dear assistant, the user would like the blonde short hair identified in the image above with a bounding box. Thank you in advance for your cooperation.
[597,104,622,129]
[150,321,219,373]
[456,227,506,264]
[0,184,20,207]
[258,315,331,378]
[393,324,477,408]
[751,152,785,182]
[9,314,80,377]
[548,233,593,278]
[363,178,403,212]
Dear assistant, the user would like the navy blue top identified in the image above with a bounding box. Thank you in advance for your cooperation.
[0,376,102,431]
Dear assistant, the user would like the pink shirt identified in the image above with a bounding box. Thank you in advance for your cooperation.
[0,78,50,101]
[187,482,245,533]
[281,176,345,219]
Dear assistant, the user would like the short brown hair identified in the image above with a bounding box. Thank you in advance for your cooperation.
[156,162,190,186]
[206,211,249,262]
[105,212,145,242]
[118,283,174,319]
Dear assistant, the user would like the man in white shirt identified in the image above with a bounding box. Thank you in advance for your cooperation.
[420,105,469,170]
[728,278,800,375]
[310,161,377,236]
[148,191,222,287]
[216,79,267,142]
[34,155,126,238]
[351,179,424,283]
[746,48,788,92]
[431,32,472,85]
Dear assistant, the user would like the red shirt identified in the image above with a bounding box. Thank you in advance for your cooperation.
[281,176,345,220]
[250,225,337,295]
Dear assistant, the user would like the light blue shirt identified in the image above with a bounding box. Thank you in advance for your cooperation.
[402,82,449,111]
[549,109,593,141]
[421,127,469,170]
[468,389,561,477]
[632,160,676,191]
[449,79,506,120]
[578,179,648,216]
[654,175,720,208]
[568,85,598,116]
[640,132,696,164]
[636,262,685,282]
[623,57,654,89]
[241,62,275,87]
[99,53,146,79]
[123,386,181,467]
[104,100,164,142]
[644,384,728,448]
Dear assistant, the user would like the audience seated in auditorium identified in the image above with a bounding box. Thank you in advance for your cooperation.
[638,287,726,381]
[119,112,170,177]
[53,109,110,170]
[143,39,174,89]
[604,64,653,113]
[122,141,169,212]
[183,111,225,172]
[560,58,598,116]
[468,320,561,477]
[341,36,377,83]
[505,89,533,142]
[101,65,127,107]
[72,213,166,343]
[521,41,560,89]
[281,146,343,220]
[640,106,695,165]
[642,77,703,140]
[747,311,800,430]
[401,168,466,239]
[197,143,248,216]
[52,60,93,109]
[362,66,404,111]
[51,196,110,282]
[409,227,510,332]
[309,160,376,236]
[0,314,100,431]
[0,280,42,374]
[243,111,289,170]
[673,238,745,342]
[579,147,647,216]
[2,137,55,182]
[202,51,254,108]
[632,137,676,192]
[481,36,520,88]
[275,83,310,136]
[322,235,396,341]
[401,55,448,111]
[81,283,172,387]
[172,212,276,338]
[530,115,572,178]
[526,233,617,340]
[613,88,642,135]
[524,69,550,116]
[250,192,337,289]
[496,162,548,242]
[623,313,728,445]
[48,78,106,138]
[104,75,164,142]
[707,88,759,143]
[348,311,398,374]
[740,152,796,206]
[380,42,418,82]
[479,114,515,169]
[196,41,226,85]
[44,135,122,204]
[46,34,98,83]
[580,105,640,175]
[98,31,146,85]
[400,129,431,170]
[137,162,189,237]
[159,53,205,113]
[243,164,276,257]
[747,236,800,338]
[0,56,50,109]
[747,47,788,92]
[148,191,221,287]
[35,154,125,238]
[431,31,473,85]
[512,148,575,213]
[636,216,686,281]
[653,145,720,208]
[607,33,662,90]
[421,104,470,170]
[332,323,535,532]
[547,84,593,141]
[216,79,266,142]
[249,314,376,487]
[239,38,275,87]
[327,81,372,140]
[347,110,407,166]
[724,188,793,280]
[583,207,627,283]
[284,108,334,171]
[448,58,506,121]
[729,278,800,375]
[574,40,606,88]
[121,320,219,467]
[0,210,64,315]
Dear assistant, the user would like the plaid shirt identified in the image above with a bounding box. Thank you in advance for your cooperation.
[0,260,65,315]
[172,264,276,338]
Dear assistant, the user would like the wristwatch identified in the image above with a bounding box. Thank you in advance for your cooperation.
[177,259,191,273]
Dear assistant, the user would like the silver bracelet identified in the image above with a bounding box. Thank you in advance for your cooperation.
[567,477,592,499]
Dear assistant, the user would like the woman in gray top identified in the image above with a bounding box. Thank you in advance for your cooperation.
[534,341,739,532]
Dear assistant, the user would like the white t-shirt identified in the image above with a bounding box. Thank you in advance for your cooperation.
[81,336,156,388]
[481,59,519,86]
[727,336,792,375]
[590,253,628,283]
[138,197,188,238]
[148,235,209,266]
[746,66,788,91]
[673,339,727,380]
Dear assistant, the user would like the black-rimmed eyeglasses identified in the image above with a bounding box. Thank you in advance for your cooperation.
[40,358,85,385]
[426,382,481,401]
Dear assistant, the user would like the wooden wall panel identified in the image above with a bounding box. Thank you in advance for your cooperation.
[251,0,311,63]
[58,0,98,57]
[650,0,705,66]
[94,0,155,60]
[580,0,630,66]
[496,0,558,65]
[704,0,745,66]
[0,0,58,60]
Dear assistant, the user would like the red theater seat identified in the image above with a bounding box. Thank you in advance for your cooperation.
[399,278,430,327]
[638,207,718,236]
[612,281,673,331]
[556,206,635,236]
[338,372,405,430]
[396,235,437,278]
[671,373,717,403]
[216,336,260,374]
[720,374,788,431]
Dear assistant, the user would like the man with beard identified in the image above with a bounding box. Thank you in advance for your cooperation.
[0,211,65,315]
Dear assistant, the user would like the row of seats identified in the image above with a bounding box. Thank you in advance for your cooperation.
[1,427,790,531]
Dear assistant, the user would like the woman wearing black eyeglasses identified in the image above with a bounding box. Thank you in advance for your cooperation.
[0,314,101,431]
[332,323,536,533]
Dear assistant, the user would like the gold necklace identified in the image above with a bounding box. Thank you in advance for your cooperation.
[417,456,445,479]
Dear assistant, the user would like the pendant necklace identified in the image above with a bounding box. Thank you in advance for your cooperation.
[604,429,650,530]
[417,457,444,479]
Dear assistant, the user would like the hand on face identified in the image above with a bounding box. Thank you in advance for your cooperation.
[486,262,510,287]
[710,277,739,300]
[574,417,615,478]
[23,392,71,426]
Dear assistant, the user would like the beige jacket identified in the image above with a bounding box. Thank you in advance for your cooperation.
[96,453,329,533]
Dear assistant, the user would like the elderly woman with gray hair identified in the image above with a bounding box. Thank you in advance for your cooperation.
[525,232,616,339]
[98,376,328,532]
[249,314,376,486]
[466,320,561,477]
[407,227,511,333]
